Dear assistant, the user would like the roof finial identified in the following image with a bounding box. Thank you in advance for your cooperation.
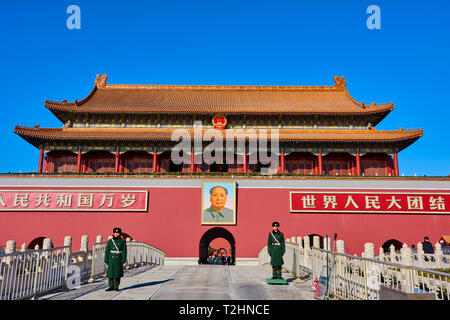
[333,75,346,89]
[95,74,108,88]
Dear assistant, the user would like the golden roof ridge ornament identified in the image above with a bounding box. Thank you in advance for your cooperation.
[95,74,108,88]
[333,75,346,90]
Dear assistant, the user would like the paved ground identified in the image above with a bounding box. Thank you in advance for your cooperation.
[38,265,314,300]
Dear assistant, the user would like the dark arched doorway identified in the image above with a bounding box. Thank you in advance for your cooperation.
[27,237,52,250]
[382,239,403,253]
[199,227,235,265]
[307,234,325,249]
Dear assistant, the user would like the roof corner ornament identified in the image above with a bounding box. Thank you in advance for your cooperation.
[333,75,346,89]
[95,74,108,88]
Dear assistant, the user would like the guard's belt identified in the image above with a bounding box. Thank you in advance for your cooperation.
[110,250,122,254]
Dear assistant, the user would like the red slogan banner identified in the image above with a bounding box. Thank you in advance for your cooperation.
[290,191,450,214]
[0,190,148,211]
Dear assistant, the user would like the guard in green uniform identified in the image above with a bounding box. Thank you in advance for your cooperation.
[267,221,285,279]
[104,227,127,291]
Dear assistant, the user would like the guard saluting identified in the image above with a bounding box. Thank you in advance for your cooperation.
[104,227,127,291]
[267,221,285,279]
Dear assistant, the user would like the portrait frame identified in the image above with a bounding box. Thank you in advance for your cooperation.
[201,181,236,225]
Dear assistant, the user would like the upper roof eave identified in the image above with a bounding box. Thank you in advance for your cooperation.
[44,100,394,115]
[43,74,394,119]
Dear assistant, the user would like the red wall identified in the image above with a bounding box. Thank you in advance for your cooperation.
[1,185,449,257]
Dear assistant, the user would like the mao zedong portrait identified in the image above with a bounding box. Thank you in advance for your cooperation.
[202,186,235,224]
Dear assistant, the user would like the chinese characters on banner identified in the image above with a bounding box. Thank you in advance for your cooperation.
[290,191,450,214]
[0,190,148,211]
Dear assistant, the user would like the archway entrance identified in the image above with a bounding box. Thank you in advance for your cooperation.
[27,236,51,250]
[199,227,235,265]
[382,239,403,253]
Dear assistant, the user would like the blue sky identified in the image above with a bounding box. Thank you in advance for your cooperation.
[0,0,449,175]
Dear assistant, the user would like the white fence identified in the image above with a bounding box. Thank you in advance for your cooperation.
[312,247,450,300]
[125,241,165,268]
[258,235,450,300]
[0,246,70,300]
[89,239,165,282]
[0,235,165,300]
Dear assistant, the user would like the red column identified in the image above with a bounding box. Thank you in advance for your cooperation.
[242,152,248,173]
[38,149,44,173]
[82,157,87,172]
[350,158,355,176]
[190,150,195,173]
[317,152,323,175]
[388,157,394,176]
[393,152,399,176]
[119,157,124,173]
[43,155,48,173]
[152,152,158,173]
[356,152,361,176]
[280,152,285,173]
[115,150,120,172]
[77,150,82,172]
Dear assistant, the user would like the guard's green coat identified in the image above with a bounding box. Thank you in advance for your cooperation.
[104,238,127,278]
[267,231,285,266]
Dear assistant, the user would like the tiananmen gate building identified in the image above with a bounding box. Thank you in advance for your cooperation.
[2,74,449,264]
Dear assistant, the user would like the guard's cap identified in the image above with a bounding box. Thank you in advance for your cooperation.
[272,221,280,227]
[113,227,122,233]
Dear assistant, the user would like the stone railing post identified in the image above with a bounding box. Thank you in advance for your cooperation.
[34,244,40,250]
[80,235,89,272]
[313,236,320,249]
[291,236,296,243]
[42,238,52,258]
[334,239,344,294]
[324,236,331,251]
[64,236,72,260]
[435,243,443,269]
[43,238,52,248]
[64,236,72,249]
[96,235,103,243]
[297,236,303,259]
[304,236,311,269]
[6,240,16,254]
[416,242,424,268]
[20,243,27,252]
[294,235,304,284]
[312,236,322,279]
[80,235,89,253]
[126,237,131,269]
[400,243,413,293]
[389,244,396,262]
[363,243,375,259]
[378,247,385,261]
[336,240,345,254]
[63,236,72,281]
[401,243,412,266]
[5,240,16,264]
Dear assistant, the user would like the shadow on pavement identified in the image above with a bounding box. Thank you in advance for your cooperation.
[121,279,172,291]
